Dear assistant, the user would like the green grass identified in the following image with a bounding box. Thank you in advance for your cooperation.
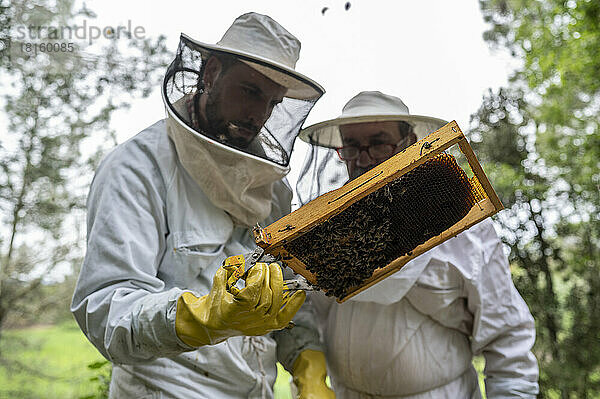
[274,363,293,399]
[473,355,487,398]
[0,321,108,399]
[0,321,295,399]
[0,321,487,398]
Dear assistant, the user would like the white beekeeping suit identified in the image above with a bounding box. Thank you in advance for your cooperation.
[309,219,539,398]
[297,91,539,398]
[71,12,326,399]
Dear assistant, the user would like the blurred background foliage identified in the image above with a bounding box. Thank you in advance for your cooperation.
[0,0,598,398]
[0,0,170,397]
[472,0,599,397]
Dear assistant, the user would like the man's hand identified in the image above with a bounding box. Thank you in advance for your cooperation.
[293,349,336,399]
[175,262,306,346]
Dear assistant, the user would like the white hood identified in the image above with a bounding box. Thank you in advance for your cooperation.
[165,98,288,226]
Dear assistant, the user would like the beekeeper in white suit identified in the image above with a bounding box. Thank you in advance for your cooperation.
[71,13,335,399]
[296,91,539,398]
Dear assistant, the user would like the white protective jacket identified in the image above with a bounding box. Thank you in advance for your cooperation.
[310,219,539,398]
[71,120,320,399]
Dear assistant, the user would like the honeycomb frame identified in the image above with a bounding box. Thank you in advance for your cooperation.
[253,121,503,302]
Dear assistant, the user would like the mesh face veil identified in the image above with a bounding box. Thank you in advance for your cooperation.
[163,34,324,168]
[296,142,350,206]
[296,120,432,206]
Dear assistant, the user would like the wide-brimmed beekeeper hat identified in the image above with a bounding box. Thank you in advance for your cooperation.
[181,12,323,100]
[295,91,448,206]
[299,91,447,148]
[163,12,325,169]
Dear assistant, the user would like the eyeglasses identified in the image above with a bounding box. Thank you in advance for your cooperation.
[335,137,411,161]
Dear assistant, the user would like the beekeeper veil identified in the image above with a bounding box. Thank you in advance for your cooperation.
[163,12,324,226]
[296,91,447,206]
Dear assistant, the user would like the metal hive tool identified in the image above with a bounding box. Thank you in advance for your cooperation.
[253,121,503,302]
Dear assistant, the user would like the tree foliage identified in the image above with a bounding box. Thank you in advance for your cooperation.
[473,1,600,397]
[0,0,170,355]
[480,0,599,203]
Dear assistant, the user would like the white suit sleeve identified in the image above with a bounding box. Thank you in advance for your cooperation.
[71,140,193,364]
[465,222,539,398]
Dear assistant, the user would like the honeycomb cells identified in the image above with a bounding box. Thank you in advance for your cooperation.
[285,153,481,299]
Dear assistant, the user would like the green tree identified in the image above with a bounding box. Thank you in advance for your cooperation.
[468,87,565,396]
[0,1,170,394]
[480,0,599,204]
[473,1,600,397]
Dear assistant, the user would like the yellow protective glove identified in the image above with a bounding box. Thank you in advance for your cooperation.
[175,262,306,347]
[292,349,336,399]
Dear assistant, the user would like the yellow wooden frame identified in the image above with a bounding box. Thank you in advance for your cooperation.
[253,121,503,302]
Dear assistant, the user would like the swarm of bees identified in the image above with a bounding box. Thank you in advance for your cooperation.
[286,153,480,299]
[321,2,351,15]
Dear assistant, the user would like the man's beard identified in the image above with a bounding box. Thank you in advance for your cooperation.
[205,89,260,149]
